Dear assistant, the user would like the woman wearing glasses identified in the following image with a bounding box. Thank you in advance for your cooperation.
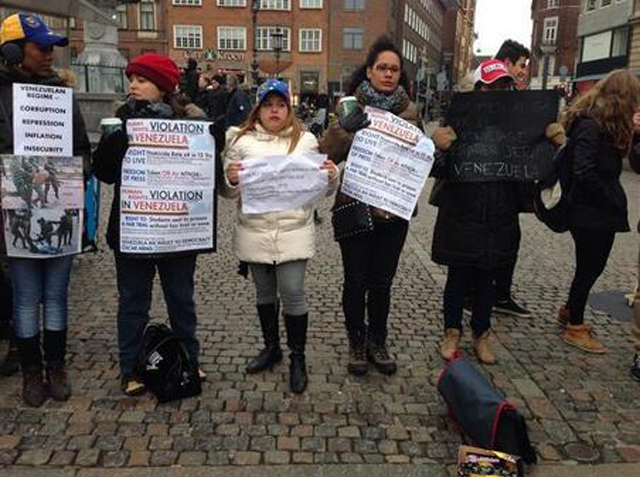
[320,36,420,376]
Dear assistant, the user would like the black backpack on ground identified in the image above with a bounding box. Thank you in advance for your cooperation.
[437,358,537,468]
[533,139,574,233]
[137,323,202,403]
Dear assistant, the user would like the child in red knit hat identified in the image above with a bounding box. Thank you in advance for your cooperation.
[92,53,210,397]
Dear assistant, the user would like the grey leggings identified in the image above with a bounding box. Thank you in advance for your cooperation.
[249,260,308,316]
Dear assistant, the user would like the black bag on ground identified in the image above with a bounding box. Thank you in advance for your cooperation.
[437,358,537,466]
[137,323,201,403]
[331,200,374,241]
[533,140,573,233]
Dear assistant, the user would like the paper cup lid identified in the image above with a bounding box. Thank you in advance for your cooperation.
[100,117,122,125]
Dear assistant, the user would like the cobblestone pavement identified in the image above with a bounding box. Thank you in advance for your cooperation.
[0,172,639,476]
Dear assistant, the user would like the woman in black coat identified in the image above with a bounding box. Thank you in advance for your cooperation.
[557,69,639,354]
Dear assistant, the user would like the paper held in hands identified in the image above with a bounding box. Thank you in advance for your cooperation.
[239,153,329,215]
[341,106,435,221]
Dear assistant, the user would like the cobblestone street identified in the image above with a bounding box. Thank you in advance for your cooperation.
[0,173,639,476]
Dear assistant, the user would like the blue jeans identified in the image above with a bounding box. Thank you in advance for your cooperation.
[444,266,494,337]
[8,256,74,339]
[114,253,200,376]
[249,260,308,316]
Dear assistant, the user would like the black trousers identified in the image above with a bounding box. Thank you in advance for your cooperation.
[444,267,494,336]
[339,220,409,345]
[567,228,615,325]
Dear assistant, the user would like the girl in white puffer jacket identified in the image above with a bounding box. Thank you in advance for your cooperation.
[221,79,338,394]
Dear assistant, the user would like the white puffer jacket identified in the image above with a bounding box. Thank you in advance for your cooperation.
[222,125,336,264]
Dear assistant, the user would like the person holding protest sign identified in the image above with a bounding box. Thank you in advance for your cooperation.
[319,36,420,376]
[431,61,532,364]
[0,13,91,406]
[93,53,209,397]
[556,70,638,354]
[222,79,338,394]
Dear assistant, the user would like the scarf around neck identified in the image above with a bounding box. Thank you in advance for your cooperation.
[357,80,409,115]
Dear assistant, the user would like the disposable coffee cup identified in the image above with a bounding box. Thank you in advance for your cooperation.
[100,117,123,136]
[338,96,359,118]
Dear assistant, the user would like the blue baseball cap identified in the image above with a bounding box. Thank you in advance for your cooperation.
[0,13,69,47]
[257,79,290,104]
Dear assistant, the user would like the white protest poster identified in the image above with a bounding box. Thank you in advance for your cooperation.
[12,83,73,157]
[341,107,435,221]
[239,153,328,215]
[119,119,215,254]
[1,155,83,258]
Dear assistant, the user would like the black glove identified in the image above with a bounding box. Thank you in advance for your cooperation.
[339,107,371,133]
[104,128,129,160]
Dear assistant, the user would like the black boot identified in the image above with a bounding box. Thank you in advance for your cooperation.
[285,313,308,394]
[0,337,20,376]
[17,335,46,407]
[43,329,71,401]
[366,336,397,376]
[246,303,283,374]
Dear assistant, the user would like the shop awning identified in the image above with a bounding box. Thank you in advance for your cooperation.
[0,0,118,25]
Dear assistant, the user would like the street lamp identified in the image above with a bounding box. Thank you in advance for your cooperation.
[271,27,284,79]
[251,0,260,86]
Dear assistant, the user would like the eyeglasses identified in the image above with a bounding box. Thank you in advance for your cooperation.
[374,64,401,74]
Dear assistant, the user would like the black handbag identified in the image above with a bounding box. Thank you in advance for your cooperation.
[331,200,374,241]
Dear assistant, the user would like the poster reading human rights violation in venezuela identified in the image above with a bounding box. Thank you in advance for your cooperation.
[119,119,215,254]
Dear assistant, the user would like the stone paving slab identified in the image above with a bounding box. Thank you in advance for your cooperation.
[0,173,639,473]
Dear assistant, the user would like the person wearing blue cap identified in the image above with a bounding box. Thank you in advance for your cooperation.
[0,13,91,407]
[222,79,338,394]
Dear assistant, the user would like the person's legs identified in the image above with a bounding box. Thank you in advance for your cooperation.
[441,266,472,360]
[8,258,46,406]
[42,256,74,400]
[470,268,497,364]
[563,228,615,353]
[158,255,200,368]
[276,260,309,394]
[115,254,155,382]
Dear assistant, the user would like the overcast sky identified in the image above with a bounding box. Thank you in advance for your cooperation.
[474,0,533,56]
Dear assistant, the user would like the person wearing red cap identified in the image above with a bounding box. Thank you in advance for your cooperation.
[93,53,210,397]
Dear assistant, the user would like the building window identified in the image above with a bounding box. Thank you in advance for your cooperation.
[256,27,291,51]
[115,5,127,29]
[300,0,322,8]
[547,0,559,7]
[139,1,156,31]
[585,0,597,12]
[342,28,363,49]
[217,0,246,5]
[218,26,247,50]
[174,25,203,49]
[343,0,365,11]
[173,0,202,5]
[543,16,558,44]
[299,28,322,52]
[260,0,291,9]
[611,27,628,56]
[601,0,612,7]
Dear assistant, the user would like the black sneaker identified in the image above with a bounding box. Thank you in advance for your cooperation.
[494,297,532,318]
[632,353,640,383]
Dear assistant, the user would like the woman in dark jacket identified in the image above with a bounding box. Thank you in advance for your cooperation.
[319,36,420,376]
[557,69,639,354]
[93,53,208,396]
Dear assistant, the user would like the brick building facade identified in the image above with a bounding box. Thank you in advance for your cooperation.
[529,0,580,90]
[441,0,476,87]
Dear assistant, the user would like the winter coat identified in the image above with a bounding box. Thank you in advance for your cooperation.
[225,88,251,128]
[566,115,629,233]
[221,125,336,264]
[92,100,211,258]
[319,85,421,222]
[430,146,521,271]
[630,134,640,233]
[0,64,91,257]
[195,88,228,124]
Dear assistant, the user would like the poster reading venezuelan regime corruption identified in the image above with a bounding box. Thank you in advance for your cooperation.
[1,155,83,258]
[119,119,215,254]
[341,107,435,221]
[13,83,73,157]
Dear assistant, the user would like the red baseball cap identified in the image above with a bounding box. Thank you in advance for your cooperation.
[474,59,514,86]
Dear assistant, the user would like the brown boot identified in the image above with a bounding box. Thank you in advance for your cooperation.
[46,362,71,401]
[22,365,46,407]
[473,331,497,364]
[440,328,461,360]
[561,324,607,354]
[557,305,570,327]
